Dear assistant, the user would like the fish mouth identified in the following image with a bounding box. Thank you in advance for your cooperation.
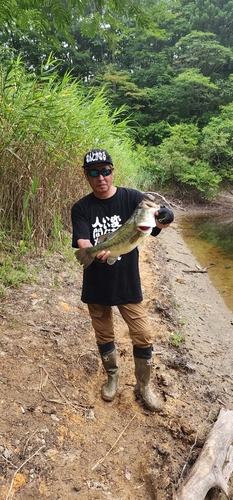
[138,225,151,232]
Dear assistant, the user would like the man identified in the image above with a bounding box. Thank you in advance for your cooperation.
[71,148,174,412]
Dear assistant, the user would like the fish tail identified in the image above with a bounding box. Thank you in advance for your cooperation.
[75,248,94,269]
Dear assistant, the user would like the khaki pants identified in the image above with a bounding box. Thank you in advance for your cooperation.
[88,303,152,348]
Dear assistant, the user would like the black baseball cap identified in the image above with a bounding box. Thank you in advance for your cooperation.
[82,149,113,168]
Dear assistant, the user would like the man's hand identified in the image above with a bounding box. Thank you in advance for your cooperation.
[154,206,174,228]
[77,239,93,249]
[95,250,111,261]
[77,239,111,262]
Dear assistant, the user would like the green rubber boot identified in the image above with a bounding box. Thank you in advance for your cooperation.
[134,357,163,412]
[101,350,119,402]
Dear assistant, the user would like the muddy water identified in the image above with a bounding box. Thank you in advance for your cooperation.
[178,211,233,314]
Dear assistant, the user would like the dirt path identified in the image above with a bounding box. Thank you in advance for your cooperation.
[0,221,233,499]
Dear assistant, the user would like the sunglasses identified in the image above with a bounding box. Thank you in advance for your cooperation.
[87,168,112,178]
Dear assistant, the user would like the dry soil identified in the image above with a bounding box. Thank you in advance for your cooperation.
[0,212,233,500]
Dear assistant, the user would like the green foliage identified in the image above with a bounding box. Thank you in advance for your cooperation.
[183,0,233,47]
[173,31,233,79]
[145,124,221,200]
[91,64,147,111]
[121,68,221,146]
[0,55,147,246]
[0,239,35,296]
[0,0,152,51]
[201,102,233,181]
[1,0,233,291]
[0,228,76,295]
[168,331,186,347]
[0,0,73,44]
[1,0,233,206]
[172,69,218,124]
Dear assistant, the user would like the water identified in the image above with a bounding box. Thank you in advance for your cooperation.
[178,211,233,313]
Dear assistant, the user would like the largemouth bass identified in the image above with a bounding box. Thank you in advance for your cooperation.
[75,199,162,269]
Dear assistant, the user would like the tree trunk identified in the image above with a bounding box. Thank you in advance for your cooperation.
[173,408,233,500]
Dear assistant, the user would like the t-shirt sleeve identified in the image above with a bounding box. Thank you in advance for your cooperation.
[151,226,161,237]
[71,202,90,248]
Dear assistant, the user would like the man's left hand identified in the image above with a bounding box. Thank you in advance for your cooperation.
[154,206,174,228]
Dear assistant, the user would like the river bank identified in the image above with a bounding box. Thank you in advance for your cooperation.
[0,214,233,499]
[158,216,233,409]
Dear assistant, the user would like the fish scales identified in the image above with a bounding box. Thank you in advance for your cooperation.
[75,199,159,269]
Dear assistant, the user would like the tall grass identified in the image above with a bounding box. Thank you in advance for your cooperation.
[0,55,145,248]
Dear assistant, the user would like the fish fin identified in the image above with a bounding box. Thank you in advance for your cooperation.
[97,232,116,244]
[75,248,94,269]
[107,255,119,265]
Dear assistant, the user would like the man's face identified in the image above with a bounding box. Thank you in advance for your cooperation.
[84,164,114,196]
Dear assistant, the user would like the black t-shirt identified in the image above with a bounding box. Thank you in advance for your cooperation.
[71,187,161,305]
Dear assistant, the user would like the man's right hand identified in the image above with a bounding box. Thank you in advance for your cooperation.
[96,250,111,261]
[77,239,111,262]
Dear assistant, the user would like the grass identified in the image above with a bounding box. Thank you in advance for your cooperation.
[0,55,148,250]
[0,229,76,297]
[178,317,187,326]
[0,251,36,297]
[168,331,186,347]
[0,55,153,293]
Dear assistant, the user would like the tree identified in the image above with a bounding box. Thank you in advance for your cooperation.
[0,0,72,41]
[181,0,233,47]
[201,101,233,181]
[146,124,221,200]
[0,0,152,45]
[173,31,233,80]
[130,69,219,146]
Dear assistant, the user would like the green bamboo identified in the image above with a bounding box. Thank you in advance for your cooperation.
[0,56,145,247]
